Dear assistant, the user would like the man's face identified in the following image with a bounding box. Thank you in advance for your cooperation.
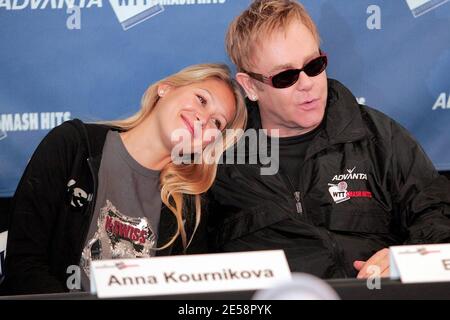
[240,21,328,137]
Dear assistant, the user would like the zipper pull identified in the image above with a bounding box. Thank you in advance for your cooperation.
[294,191,303,215]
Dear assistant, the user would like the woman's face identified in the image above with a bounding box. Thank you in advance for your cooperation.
[153,78,237,156]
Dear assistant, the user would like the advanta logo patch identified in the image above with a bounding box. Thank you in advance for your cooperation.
[331,166,368,182]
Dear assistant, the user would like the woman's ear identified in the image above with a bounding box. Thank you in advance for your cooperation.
[157,83,172,98]
[236,73,258,101]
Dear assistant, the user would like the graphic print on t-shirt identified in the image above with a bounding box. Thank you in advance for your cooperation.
[80,200,157,276]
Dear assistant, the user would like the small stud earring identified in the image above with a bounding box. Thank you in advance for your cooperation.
[159,90,165,97]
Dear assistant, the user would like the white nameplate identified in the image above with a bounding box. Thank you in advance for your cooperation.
[390,243,450,283]
[90,250,291,298]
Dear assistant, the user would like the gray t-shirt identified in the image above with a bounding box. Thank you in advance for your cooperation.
[80,130,162,277]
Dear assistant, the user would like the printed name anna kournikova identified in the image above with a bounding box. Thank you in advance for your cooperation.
[107,268,276,286]
[178,304,272,317]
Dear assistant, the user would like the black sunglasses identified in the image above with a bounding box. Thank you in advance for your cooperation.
[244,54,328,89]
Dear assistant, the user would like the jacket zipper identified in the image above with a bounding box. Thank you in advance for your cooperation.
[278,170,305,218]
[285,158,350,278]
[284,171,348,277]
[294,191,303,215]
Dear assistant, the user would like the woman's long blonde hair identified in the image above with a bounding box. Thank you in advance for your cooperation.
[108,63,247,251]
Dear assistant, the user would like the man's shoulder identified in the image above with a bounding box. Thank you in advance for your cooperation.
[359,104,408,136]
[328,78,396,123]
[359,104,394,124]
[328,79,401,137]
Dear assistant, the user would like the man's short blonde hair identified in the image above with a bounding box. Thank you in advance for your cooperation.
[226,0,321,72]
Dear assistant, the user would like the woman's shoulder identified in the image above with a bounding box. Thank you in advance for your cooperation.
[38,119,111,154]
[50,119,112,140]
[39,119,84,146]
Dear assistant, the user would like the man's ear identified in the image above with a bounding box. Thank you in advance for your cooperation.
[236,72,259,101]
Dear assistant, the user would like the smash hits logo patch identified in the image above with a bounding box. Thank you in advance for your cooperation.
[328,181,372,204]
[328,167,372,204]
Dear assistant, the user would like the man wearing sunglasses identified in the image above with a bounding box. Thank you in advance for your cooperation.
[207,0,450,279]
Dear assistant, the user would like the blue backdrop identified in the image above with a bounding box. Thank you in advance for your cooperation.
[1,0,450,197]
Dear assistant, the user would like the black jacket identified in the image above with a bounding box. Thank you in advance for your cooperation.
[5,119,206,294]
[208,79,450,278]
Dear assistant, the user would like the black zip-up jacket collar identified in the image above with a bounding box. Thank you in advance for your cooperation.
[208,79,450,279]
[5,120,205,294]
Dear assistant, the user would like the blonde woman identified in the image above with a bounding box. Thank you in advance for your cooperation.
[5,63,247,294]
